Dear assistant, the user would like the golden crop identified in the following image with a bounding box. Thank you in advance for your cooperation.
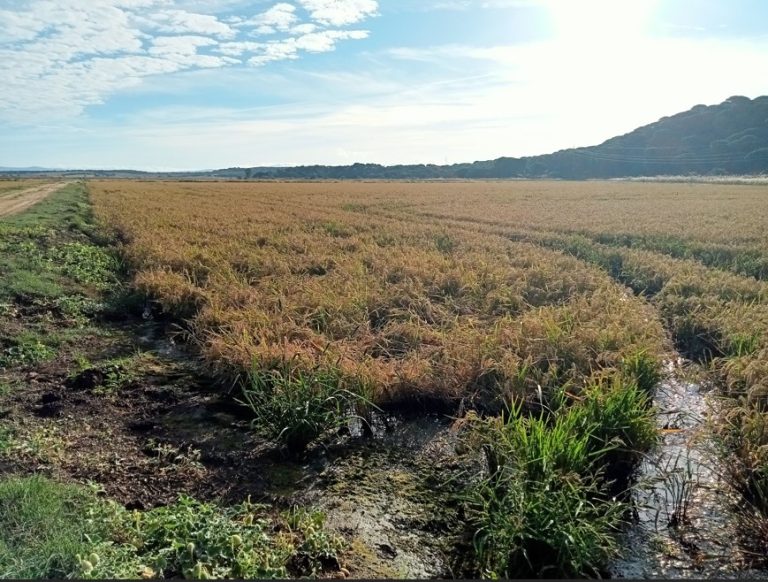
[87,179,766,407]
[83,178,768,568]
[89,180,678,409]
[89,178,768,517]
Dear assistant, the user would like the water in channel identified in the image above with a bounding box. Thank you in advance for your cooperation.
[611,359,767,579]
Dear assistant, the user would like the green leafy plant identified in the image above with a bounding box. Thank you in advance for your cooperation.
[0,338,55,368]
[77,495,344,580]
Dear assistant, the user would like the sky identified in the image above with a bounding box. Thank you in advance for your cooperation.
[1,0,768,170]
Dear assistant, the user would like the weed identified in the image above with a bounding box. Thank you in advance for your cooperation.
[320,221,353,238]
[728,332,762,357]
[621,349,663,393]
[659,453,699,529]
[459,371,656,577]
[0,425,14,454]
[241,362,374,453]
[283,506,345,575]
[52,294,103,323]
[0,337,55,368]
[0,476,343,580]
[434,232,457,254]
[65,351,153,394]
[11,426,67,463]
[460,401,624,577]
[0,380,14,397]
[580,377,658,466]
[144,439,204,471]
[50,242,119,289]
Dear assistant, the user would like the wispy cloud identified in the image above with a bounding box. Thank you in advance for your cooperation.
[418,0,542,11]
[0,0,378,123]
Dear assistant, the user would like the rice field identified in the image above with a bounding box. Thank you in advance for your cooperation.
[87,179,768,576]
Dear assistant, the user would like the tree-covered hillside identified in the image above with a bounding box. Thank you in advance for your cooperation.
[236,95,768,180]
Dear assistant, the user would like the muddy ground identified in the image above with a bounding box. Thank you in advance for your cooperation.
[0,308,473,578]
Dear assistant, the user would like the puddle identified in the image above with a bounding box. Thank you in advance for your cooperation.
[611,359,768,579]
[136,323,191,362]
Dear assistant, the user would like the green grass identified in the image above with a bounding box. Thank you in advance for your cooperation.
[0,476,344,579]
[0,181,119,305]
[461,375,657,577]
[0,475,101,579]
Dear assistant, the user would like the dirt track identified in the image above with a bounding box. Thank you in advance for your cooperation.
[0,181,70,217]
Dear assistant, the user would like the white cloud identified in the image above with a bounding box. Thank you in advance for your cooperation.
[245,29,369,65]
[299,0,378,26]
[296,29,369,52]
[248,40,300,65]
[149,35,218,55]
[291,23,318,35]
[216,40,267,57]
[137,8,235,37]
[0,0,376,123]
[238,3,297,35]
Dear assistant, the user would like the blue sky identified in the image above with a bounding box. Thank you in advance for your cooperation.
[1,0,768,170]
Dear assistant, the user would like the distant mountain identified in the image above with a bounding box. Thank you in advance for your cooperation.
[4,96,767,180]
[0,166,64,172]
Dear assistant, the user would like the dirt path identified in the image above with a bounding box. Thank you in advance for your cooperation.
[0,181,70,217]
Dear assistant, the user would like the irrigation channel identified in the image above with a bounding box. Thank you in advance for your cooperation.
[136,324,768,577]
[612,359,768,579]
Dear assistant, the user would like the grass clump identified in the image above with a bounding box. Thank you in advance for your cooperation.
[621,349,663,393]
[461,376,656,578]
[241,362,373,454]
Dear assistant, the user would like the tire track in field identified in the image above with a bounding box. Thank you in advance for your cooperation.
[0,181,71,218]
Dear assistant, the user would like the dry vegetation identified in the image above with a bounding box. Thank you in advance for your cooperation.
[90,181,669,410]
[88,179,768,575]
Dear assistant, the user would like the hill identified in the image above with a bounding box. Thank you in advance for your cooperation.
[4,96,768,180]
[238,95,768,180]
